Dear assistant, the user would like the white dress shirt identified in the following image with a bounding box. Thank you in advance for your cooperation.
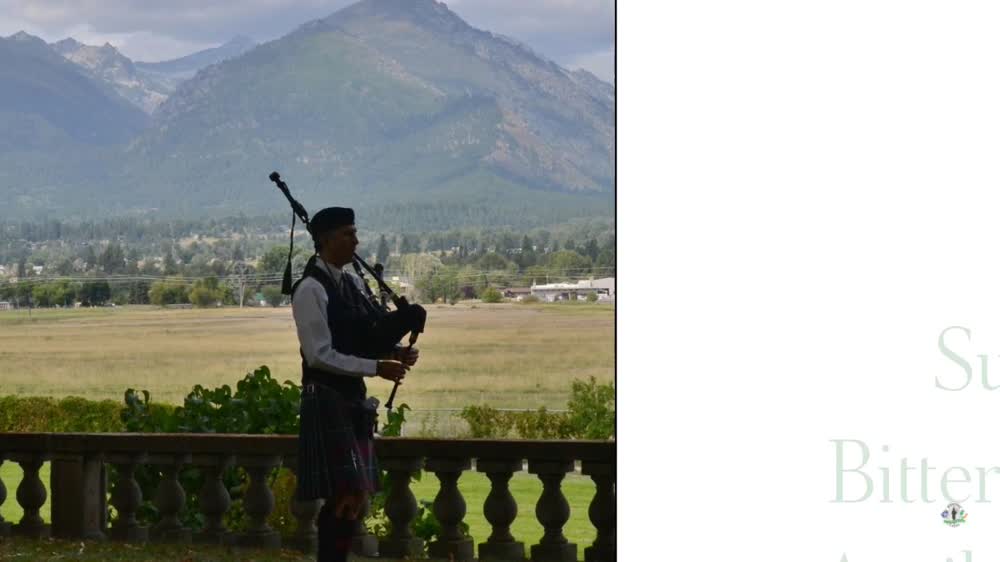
[292,257,379,378]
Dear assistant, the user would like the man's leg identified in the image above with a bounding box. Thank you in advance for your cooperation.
[316,490,366,562]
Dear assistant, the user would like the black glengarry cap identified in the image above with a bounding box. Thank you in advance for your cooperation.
[308,207,355,237]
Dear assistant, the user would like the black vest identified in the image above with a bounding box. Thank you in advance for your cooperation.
[293,258,384,402]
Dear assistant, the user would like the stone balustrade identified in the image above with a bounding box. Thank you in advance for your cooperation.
[0,434,615,561]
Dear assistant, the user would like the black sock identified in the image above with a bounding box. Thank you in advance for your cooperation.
[317,504,355,562]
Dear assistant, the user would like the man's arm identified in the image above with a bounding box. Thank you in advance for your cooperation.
[292,277,377,377]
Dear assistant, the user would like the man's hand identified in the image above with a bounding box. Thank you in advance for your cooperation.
[394,346,419,367]
[376,359,408,383]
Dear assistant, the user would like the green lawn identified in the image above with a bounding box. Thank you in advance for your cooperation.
[2,462,596,558]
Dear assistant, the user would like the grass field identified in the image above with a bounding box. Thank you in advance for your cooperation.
[0,303,613,410]
[0,303,613,559]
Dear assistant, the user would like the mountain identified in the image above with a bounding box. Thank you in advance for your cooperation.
[0,32,149,147]
[134,36,258,86]
[0,0,614,227]
[52,38,171,113]
[124,0,613,213]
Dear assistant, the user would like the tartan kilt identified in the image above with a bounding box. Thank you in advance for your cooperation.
[295,383,381,501]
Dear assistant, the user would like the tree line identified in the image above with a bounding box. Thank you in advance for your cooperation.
[0,218,614,308]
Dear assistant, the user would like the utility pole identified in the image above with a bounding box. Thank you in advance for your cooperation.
[232,261,249,308]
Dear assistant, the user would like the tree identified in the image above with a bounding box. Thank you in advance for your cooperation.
[125,247,142,274]
[595,249,615,276]
[476,252,510,271]
[399,234,419,254]
[546,251,592,280]
[52,258,75,276]
[78,281,111,306]
[32,283,54,307]
[80,246,97,271]
[480,287,503,303]
[262,286,284,307]
[395,253,443,284]
[584,238,600,261]
[162,246,178,275]
[188,287,218,308]
[416,265,460,304]
[376,234,390,266]
[259,245,307,274]
[99,243,126,274]
[188,277,224,308]
[150,279,189,306]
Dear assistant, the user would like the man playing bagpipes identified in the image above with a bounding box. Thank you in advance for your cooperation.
[271,174,427,562]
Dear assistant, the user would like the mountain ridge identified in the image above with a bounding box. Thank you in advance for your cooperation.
[0,0,613,227]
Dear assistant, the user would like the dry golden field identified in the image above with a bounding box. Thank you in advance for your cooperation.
[0,303,614,411]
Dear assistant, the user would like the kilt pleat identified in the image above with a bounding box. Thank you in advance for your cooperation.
[296,383,380,501]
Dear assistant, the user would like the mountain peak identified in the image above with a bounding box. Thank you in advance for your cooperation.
[52,37,84,51]
[8,31,45,44]
[5,31,52,53]
[325,0,468,33]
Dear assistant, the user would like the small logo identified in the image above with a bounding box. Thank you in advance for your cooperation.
[942,503,967,527]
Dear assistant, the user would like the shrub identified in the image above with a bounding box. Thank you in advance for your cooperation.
[0,395,127,432]
[480,287,503,303]
[459,377,615,440]
[188,287,218,308]
[459,405,516,438]
[586,292,598,302]
[149,280,189,306]
[262,286,283,307]
[566,376,616,439]
[520,295,540,304]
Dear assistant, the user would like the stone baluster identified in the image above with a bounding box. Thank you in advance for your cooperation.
[283,456,322,554]
[10,452,50,538]
[377,456,425,559]
[235,455,281,549]
[108,452,149,542]
[0,454,10,537]
[149,453,192,543]
[583,461,616,562]
[528,460,577,562]
[50,452,106,540]
[476,458,525,561]
[426,457,474,561]
[191,454,233,544]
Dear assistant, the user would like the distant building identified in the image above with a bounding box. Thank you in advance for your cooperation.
[0,301,11,311]
[503,287,533,301]
[31,265,43,275]
[530,277,616,302]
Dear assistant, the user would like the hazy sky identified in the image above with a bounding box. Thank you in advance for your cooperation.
[0,0,615,82]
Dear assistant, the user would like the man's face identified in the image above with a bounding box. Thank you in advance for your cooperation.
[323,224,358,266]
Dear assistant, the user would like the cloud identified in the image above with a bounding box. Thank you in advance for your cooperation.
[0,0,614,77]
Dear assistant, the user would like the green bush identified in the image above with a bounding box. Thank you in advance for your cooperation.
[520,295,540,304]
[149,279,189,306]
[0,395,128,432]
[261,285,283,307]
[459,377,615,440]
[459,405,516,438]
[566,376,616,439]
[480,287,503,303]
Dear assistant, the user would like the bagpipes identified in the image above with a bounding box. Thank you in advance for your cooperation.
[269,171,427,414]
